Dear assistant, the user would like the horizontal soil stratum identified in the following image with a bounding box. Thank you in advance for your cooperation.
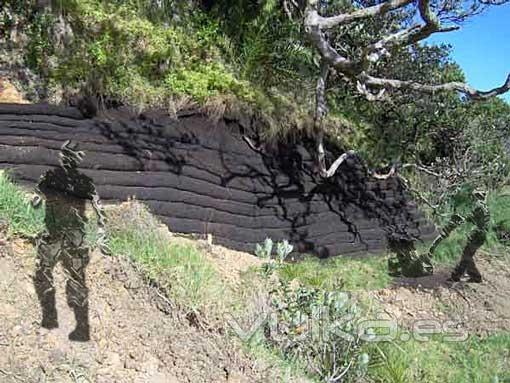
[0,103,435,256]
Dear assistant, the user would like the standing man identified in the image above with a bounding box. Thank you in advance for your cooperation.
[427,188,489,282]
[32,141,107,341]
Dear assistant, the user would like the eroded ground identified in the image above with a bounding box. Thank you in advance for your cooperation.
[369,253,510,336]
[0,236,280,383]
[1,227,509,382]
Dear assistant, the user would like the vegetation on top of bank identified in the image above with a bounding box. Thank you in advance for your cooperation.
[3,0,509,158]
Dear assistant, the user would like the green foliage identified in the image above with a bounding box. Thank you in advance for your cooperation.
[0,172,45,237]
[255,237,274,259]
[106,202,226,312]
[278,255,391,291]
[211,0,314,88]
[255,237,293,262]
[1,0,316,132]
[165,63,252,101]
[428,189,510,264]
[265,278,369,381]
[368,333,510,383]
[4,0,508,156]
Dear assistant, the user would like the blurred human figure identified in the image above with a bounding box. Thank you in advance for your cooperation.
[33,141,107,341]
[428,188,489,282]
[387,233,433,277]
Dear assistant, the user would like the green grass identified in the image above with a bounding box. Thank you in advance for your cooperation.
[488,190,510,231]
[277,254,392,291]
[109,228,224,312]
[368,333,510,383]
[106,202,228,314]
[2,0,316,137]
[0,171,45,237]
[2,172,509,382]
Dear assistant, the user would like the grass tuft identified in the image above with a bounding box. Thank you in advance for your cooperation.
[368,333,510,383]
[0,171,45,237]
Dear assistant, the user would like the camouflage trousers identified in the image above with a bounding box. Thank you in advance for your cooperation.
[388,239,433,278]
[451,229,485,282]
[33,231,90,340]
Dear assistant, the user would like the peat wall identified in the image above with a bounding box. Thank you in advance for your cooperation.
[0,103,436,256]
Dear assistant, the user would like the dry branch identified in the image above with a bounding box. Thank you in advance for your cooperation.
[302,0,510,176]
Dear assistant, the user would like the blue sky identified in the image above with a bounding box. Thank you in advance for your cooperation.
[427,5,510,102]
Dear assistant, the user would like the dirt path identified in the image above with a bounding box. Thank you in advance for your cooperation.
[0,237,280,383]
[369,253,510,336]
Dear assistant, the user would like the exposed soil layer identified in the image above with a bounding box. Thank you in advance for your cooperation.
[0,103,435,257]
[0,78,29,104]
[0,236,289,383]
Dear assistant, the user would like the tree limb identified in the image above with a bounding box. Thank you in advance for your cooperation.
[373,165,396,179]
[321,150,357,178]
[314,60,330,174]
[362,73,510,100]
[306,0,414,30]
[305,24,358,74]
[361,0,460,67]
[303,0,510,178]
[305,0,509,101]
[242,135,264,153]
[401,163,442,177]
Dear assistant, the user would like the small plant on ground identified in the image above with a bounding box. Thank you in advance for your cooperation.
[276,239,293,263]
[264,278,369,382]
[255,237,294,276]
[255,237,274,260]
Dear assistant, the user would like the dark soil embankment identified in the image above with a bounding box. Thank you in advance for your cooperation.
[0,103,435,257]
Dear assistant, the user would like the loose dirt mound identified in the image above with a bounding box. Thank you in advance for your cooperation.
[0,78,28,103]
[370,253,510,336]
[0,236,278,383]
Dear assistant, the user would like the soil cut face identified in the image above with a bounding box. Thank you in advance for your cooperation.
[0,235,287,383]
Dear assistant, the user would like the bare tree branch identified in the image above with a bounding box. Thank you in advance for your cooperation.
[306,25,358,74]
[314,60,330,174]
[302,0,510,177]
[242,135,264,153]
[322,150,357,178]
[356,81,387,101]
[373,165,396,179]
[401,163,442,177]
[306,0,414,30]
[362,73,510,100]
[478,0,509,4]
[304,0,509,100]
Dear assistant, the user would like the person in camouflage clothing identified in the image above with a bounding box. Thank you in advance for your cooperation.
[427,188,489,282]
[387,232,433,277]
[32,141,107,341]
